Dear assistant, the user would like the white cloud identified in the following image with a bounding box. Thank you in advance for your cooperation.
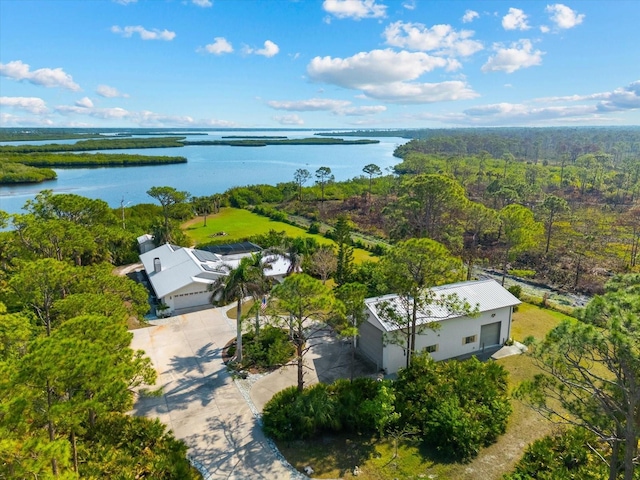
[273,114,305,126]
[201,37,234,55]
[254,40,279,57]
[113,0,137,4]
[546,4,585,29]
[341,105,387,116]
[0,112,54,127]
[96,84,129,98]
[322,0,387,20]
[359,81,478,104]
[502,8,530,31]
[111,25,176,41]
[267,98,386,116]
[244,40,279,57]
[482,40,544,73]
[462,10,479,23]
[0,96,48,114]
[0,60,80,91]
[402,1,416,11]
[192,0,212,7]
[596,81,640,111]
[540,25,550,33]
[56,105,131,119]
[308,49,450,88]
[267,98,352,111]
[383,21,483,57]
[75,97,94,108]
[307,49,478,104]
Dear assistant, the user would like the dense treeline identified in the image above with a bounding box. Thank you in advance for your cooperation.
[320,127,640,164]
[0,161,57,183]
[0,130,102,142]
[0,191,199,478]
[0,136,186,153]
[182,137,379,146]
[2,152,187,168]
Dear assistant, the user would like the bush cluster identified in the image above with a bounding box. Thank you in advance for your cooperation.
[394,354,512,462]
[238,326,295,370]
[503,428,607,480]
[262,378,397,441]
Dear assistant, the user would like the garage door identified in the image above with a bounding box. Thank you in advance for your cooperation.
[173,291,211,311]
[480,321,501,348]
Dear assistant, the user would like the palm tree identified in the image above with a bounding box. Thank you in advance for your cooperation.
[210,253,270,363]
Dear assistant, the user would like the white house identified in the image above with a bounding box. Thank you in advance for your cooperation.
[358,279,521,375]
[139,243,291,315]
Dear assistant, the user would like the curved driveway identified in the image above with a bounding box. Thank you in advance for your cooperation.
[130,308,301,479]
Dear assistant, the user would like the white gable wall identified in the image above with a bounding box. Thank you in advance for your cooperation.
[374,306,513,375]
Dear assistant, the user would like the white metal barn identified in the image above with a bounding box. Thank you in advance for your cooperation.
[358,279,521,375]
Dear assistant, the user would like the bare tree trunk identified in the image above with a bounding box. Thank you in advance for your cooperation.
[71,431,78,473]
[235,298,243,363]
[47,381,58,476]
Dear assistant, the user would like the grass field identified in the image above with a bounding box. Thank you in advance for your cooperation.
[277,303,570,480]
[183,208,376,263]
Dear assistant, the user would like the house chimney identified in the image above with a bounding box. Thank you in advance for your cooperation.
[153,257,161,273]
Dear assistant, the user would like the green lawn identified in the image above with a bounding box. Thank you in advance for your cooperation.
[183,208,376,263]
[278,303,569,480]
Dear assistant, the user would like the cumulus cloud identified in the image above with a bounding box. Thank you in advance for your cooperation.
[0,96,48,114]
[254,40,279,57]
[244,40,279,57]
[273,114,305,126]
[482,39,544,73]
[192,0,212,7]
[462,10,479,23]
[546,4,585,29]
[308,49,449,87]
[383,21,483,57]
[595,81,640,111]
[75,97,94,108]
[0,60,80,91]
[307,49,477,104]
[200,37,234,55]
[502,8,530,31]
[360,81,478,104]
[322,0,387,20]
[96,84,129,98]
[111,25,176,41]
[267,98,352,111]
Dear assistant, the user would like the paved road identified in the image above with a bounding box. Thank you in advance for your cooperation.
[130,308,300,479]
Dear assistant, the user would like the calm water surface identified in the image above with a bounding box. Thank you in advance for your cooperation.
[0,131,406,214]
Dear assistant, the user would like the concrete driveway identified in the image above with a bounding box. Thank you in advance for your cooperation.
[130,308,301,480]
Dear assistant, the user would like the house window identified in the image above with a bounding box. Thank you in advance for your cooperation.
[424,344,438,353]
[463,335,477,345]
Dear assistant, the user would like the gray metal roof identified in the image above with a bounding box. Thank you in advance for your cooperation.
[365,279,521,332]
[139,243,292,299]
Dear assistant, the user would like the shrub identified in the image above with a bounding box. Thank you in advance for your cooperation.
[241,326,295,370]
[503,428,607,480]
[507,285,522,299]
[262,377,399,441]
[307,221,321,234]
[394,354,511,462]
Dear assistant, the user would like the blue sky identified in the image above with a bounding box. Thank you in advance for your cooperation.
[1,0,639,129]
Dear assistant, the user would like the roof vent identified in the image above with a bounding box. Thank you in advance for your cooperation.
[153,257,161,273]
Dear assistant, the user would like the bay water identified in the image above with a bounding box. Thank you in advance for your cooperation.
[0,131,406,215]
